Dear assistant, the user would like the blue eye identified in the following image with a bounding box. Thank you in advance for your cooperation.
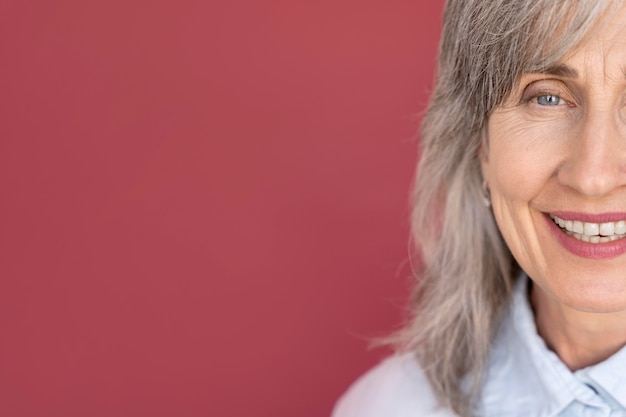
[536,95,561,106]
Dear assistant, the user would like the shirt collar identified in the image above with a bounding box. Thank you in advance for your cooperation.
[515,275,626,412]
[576,329,626,410]
[508,275,581,416]
[480,275,604,417]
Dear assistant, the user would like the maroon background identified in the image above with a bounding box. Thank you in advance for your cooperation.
[0,1,444,416]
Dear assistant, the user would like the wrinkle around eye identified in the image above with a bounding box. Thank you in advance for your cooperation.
[488,104,576,147]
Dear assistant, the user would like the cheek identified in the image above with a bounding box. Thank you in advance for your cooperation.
[484,116,566,271]
[485,116,565,204]
[487,142,552,205]
[487,150,550,276]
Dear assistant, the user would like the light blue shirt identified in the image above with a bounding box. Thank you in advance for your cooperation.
[332,277,626,417]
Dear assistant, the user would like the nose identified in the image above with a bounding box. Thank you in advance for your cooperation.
[557,108,626,198]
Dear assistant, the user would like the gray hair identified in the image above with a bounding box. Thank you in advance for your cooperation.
[400,1,618,416]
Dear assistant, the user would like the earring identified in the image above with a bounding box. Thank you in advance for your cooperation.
[482,180,491,208]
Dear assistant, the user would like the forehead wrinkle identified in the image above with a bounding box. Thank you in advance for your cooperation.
[589,10,626,83]
[567,38,623,91]
[555,3,626,88]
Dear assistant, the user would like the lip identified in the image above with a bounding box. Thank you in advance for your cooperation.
[545,213,626,259]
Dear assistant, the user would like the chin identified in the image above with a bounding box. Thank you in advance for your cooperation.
[548,277,626,314]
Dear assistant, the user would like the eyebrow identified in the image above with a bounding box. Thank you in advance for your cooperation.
[536,64,579,78]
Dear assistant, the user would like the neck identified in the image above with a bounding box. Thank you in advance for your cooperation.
[531,284,626,370]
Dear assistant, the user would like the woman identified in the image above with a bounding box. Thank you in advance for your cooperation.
[333,1,626,416]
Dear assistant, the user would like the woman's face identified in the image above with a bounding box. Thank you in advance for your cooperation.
[482,5,626,313]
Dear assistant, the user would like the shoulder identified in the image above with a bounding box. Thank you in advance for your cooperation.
[331,353,458,417]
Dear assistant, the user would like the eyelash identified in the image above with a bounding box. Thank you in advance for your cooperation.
[519,78,575,109]
[521,89,571,109]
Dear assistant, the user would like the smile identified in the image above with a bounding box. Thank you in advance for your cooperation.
[550,214,626,243]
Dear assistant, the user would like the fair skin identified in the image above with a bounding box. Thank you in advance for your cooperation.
[482,4,626,370]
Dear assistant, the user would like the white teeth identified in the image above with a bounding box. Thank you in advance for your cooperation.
[551,214,626,243]
[600,222,614,236]
[573,221,584,234]
[583,222,599,236]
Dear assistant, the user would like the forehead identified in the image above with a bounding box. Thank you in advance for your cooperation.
[495,1,626,100]
[545,4,626,80]
[530,2,625,68]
